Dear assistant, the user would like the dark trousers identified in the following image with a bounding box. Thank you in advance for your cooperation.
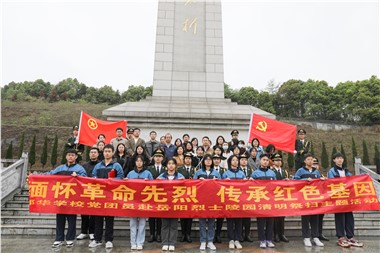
[180,218,192,236]
[94,216,114,242]
[161,218,178,246]
[334,212,354,239]
[80,215,95,234]
[274,216,285,236]
[215,218,224,237]
[149,218,162,237]
[242,218,251,238]
[301,215,319,238]
[55,214,76,241]
[227,218,242,241]
[318,214,324,236]
[257,217,274,241]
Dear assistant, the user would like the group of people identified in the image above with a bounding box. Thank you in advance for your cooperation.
[44,127,363,250]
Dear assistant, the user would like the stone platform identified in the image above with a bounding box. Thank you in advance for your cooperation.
[103,96,274,140]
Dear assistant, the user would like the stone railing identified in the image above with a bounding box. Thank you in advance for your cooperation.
[354,157,380,200]
[1,152,29,205]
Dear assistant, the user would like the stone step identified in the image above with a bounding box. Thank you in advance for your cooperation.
[2,223,379,237]
[2,214,380,228]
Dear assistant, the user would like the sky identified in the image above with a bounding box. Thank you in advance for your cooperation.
[1,0,379,92]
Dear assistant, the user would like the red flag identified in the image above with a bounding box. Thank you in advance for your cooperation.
[78,111,127,146]
[248,114,296,153]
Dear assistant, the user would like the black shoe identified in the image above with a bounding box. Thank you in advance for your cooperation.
[274,234,280,242]
[319,234,329,241]
[280,235,289,243]
[185,235,192,243]
[180,236,186,242]
[156,235,162,242]
[214,236,222,243]
[244,236,253,242]
[148,235,155,243]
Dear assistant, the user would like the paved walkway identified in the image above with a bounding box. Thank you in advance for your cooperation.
[2,236,379,253]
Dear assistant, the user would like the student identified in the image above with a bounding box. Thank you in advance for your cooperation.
[76,147,99,241]
[251,153,277,248]
[125,155,153,250]
[222,155,246,249]
[46,149,87,248]
[248,147,260,171]
[177,153,196,243]
[89,144,124,249]
[239,153,253,242]
[157,158,185,251]
[212,152,226,243]
[193,154,220,250]
[327,153,364,248]
[313,157,329,242]
[271,153,290,243]
[146,149,167,243]
[294,154,325,248]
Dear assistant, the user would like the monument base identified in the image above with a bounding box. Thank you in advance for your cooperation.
[103,96,274,141]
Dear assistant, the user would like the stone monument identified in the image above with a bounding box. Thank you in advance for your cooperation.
[103,0,274,140]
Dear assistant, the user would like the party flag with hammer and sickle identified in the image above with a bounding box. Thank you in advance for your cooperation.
[248,114,296,153]
[78,111,127,146]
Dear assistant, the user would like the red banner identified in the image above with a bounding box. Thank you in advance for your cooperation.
[78,111,127,146]
[29,175,380,218]
[248,114,297,153]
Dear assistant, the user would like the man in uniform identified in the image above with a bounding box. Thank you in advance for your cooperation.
[271,153,290,243]
[294,129,311,170]
[177,152,196,243]
[146,149,167,242]
[127,128,134,140]
[65,126,84,163]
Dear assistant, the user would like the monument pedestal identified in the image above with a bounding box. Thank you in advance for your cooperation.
[103,96,274,140]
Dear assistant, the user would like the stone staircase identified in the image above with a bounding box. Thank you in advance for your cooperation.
[2,188,380,237]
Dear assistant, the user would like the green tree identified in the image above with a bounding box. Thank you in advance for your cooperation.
[85,145,91,162]
[287,153,294,171]
[362,140,370,165]
[29,135,36,167]
[61,147,67,165]
[6,141,13,159]
[18,133,25,158]
[310,142,315,156]
[340,143,347,168]
[331,146,338,167]
[51,135,58,167]
[121,85,152,102]
[374,143,380,165]
[351,137,358,164]
[40,135,48,168]
[321,142,329,169]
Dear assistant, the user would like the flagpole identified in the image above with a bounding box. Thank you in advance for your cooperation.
[247,113,254,145]
[78,111,83,142]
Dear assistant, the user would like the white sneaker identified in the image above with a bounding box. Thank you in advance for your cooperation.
[168,245,175,251]
[131,245,137,250]
[313,237,324,247]
[266,241,275,248]
[89,234,95,240]
[52,241,64,248]
[137,245,143,250]
[162,245,169,251]
[105,241,113,249]
[234,240,243,249]
[229,240,235,249]
[200,242,206,250]
[66,241,74,247]
[89,240,102,248]
[260,241,266,248]
[76,233,88,240]
[304,238,312,247]
[207,242,216,250]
